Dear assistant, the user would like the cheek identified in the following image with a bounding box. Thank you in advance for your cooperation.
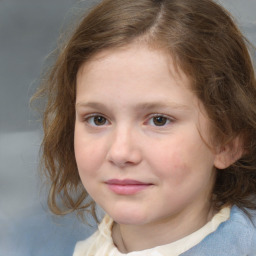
[149,137,192,181]
[156,143,216,200]
[74,139,106,198]
[149,135,213,186]
[74,134,105,178]
[160,151,191,183]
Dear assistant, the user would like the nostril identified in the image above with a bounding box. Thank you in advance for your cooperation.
[106,146,142,168]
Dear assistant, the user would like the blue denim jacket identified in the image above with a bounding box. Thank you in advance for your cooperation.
[181,206,256,256]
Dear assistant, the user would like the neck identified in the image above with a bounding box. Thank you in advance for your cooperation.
[112,203,215,253]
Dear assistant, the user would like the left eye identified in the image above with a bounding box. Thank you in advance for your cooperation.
[148,116,171,126]
[86,115,108,126]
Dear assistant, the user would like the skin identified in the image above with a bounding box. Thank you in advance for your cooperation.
[74,43,224,252]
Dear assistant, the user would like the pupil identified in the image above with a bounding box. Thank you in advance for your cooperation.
[153,116,167,126]
[94,116,106,125]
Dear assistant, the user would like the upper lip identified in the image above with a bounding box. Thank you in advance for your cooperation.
[105,179,151,185]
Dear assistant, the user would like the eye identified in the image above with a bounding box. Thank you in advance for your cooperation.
[86,115,109,126]
[148,115,172,127]
[152,116,168,126]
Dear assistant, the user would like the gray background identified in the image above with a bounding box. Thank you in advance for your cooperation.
[0,0,255,255]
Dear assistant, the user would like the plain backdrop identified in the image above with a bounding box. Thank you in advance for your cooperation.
[0,0,255,255]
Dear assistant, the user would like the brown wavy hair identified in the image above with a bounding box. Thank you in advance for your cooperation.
[32,0,256,219]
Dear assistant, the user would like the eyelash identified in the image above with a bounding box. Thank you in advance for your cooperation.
[83,113,174,127]
[84,114,110,127]
[146,114,174,127]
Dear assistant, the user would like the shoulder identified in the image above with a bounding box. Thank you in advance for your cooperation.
[231,206,256,255]
[73,215,115,256]
[229,206,256,235]
[182,206,256,256]
[212,206,256,254]
[73,230,100,256]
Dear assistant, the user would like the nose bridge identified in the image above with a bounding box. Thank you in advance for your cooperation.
[107,123,142,167]
[114,124,133,147]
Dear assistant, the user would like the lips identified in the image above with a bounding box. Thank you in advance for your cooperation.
[106,179,149,185]
[105,179,152,195]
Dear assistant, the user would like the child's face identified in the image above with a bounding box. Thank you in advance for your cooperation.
[75,44,218,226]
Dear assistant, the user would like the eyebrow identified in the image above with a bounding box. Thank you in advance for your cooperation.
[133,102,191,111]
[75,101,191,111]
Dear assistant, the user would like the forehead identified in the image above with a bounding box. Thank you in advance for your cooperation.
[77,43,191,90]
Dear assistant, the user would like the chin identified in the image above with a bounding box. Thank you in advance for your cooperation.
[109,209,150,226]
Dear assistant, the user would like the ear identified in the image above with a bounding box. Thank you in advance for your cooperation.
[214,136,243,169]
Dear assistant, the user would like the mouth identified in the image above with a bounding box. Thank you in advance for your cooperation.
[105,179,153,195]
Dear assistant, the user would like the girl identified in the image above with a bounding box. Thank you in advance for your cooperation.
[34,0,256,255]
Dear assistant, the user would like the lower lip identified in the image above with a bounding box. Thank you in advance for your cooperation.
[107,184,151,195]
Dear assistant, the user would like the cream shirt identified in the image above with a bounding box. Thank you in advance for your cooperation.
[73,207,230,256]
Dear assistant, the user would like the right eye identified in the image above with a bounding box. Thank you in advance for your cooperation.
[85,115,109,126]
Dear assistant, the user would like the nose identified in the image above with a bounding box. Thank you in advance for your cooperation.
[106,126,142,168]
